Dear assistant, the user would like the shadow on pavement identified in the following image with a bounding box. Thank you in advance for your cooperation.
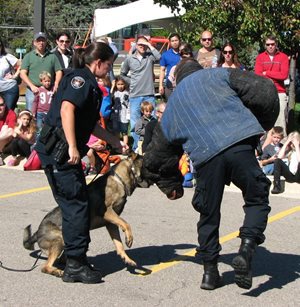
[91,243,197,277]
[220,246,300,295]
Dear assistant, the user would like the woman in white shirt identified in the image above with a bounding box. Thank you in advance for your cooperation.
[0,39,21,110]
[271,131,300,194]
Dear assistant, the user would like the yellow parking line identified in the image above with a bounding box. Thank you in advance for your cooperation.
[0,186,50,199]
[139,206,300,276]
[0,179,94,200]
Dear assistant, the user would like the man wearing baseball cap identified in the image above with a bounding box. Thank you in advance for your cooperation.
[20,32,63,111]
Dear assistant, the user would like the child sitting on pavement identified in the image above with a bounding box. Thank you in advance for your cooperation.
[3,109,36,166]
[271,131,300,194]
[259,126,284,175]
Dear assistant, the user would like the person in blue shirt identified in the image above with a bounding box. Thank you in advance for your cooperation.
[159,33,181,100]
[143,59,279,291]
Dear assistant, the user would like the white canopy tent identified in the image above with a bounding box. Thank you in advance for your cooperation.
[92,0,185,39]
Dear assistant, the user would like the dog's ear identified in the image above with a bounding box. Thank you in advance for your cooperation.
[127,150,138,161]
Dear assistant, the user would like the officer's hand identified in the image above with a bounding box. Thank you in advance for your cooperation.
[115,141,129,154]
[68,145,81,165]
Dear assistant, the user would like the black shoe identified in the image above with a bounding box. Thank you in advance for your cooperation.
[271,180,283,194]
[232,238,256,289]
[62,257,103,284]
[200,261,222,290]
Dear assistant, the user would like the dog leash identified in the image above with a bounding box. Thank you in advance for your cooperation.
[89,148,112,184]
[0,250,42,272]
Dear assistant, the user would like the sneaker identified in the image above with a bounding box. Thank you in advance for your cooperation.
[7,158,17,166]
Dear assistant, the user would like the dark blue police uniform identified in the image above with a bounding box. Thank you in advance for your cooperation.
[35,67,102,258]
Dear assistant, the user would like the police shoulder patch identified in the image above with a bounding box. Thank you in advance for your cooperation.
[71,76,85,89]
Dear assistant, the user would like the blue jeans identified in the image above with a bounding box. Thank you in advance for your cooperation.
[36,112,47,139]
[1,83,19,110]
[25,88,35,111]
[129,95,156,150]
[263,164,274,175]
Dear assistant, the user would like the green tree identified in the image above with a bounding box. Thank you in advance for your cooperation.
[156,0,300,125]
[0,0,134,53]
[155,0,300,66]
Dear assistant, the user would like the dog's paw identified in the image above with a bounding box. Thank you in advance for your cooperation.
[124,257,137,267]
[54,269,64,278]
[118,251,136,267]
[41,266,64,277]
[125,236,133,248]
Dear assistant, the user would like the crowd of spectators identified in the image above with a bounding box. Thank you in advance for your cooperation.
[0,29,298,194]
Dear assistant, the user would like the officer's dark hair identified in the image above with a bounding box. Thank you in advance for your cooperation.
[73,42,114,68]
[174,58,203,85]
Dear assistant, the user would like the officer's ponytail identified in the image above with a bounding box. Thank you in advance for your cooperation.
[72,42,114,69]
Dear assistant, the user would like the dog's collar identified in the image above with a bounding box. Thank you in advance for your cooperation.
[111,168,132,196]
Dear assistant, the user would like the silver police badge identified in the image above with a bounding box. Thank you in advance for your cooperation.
[71,76,85,89]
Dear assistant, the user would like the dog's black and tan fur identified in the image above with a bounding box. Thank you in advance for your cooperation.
[23,153,148,277]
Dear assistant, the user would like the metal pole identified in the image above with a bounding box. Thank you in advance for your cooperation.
[34,0,45,34]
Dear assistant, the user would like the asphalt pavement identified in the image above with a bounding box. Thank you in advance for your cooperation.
[0,167,299,306]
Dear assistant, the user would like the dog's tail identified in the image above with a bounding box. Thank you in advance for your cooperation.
[23,225,38,250]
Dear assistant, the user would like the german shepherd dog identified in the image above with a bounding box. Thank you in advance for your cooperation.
[23,153,148,277]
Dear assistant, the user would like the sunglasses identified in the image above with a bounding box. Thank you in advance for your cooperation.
[223,50,233,55]
[59,40,70,43]
[266,43,275,46]
[0,103,5,107]
[202,38,212,42]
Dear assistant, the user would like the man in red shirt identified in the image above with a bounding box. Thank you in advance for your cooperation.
[0,94,17,164]
[255,35,289,135]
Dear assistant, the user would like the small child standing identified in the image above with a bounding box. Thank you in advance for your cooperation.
[32,71,53,137]
[98,75,112,129]
[111,76,130,146]
[135,101,155,154]
[260,126,284,175]
[3,110,36,166]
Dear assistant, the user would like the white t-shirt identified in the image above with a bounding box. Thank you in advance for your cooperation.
[61,53,69,69]
[289,151,299,175]
[0,54,18,92]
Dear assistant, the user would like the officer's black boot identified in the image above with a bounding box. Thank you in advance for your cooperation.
[200,261,222,290]
[62,256,103,284]
[232,238,257,289]
[271,180,283,194]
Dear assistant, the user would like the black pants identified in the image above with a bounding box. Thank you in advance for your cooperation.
[273,159,300,183]
[193,139,271,263]
[44,164,90,258]
[3,138,31,158]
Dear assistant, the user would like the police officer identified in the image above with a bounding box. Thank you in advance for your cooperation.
[35,42,127,284]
